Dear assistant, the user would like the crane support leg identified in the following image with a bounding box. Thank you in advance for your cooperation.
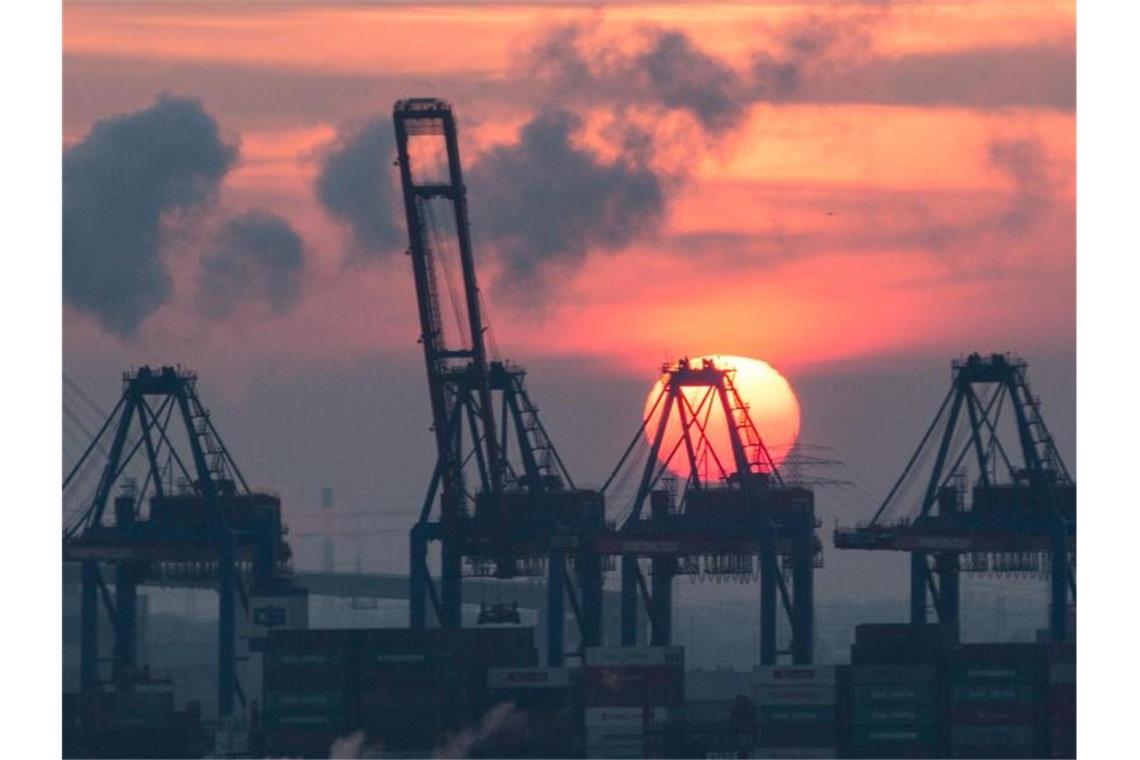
[650,556,674,646]
[547,550,565,666]
[441,539,462,628]
[1050,530,1069,642]
[760,551,778,665]
[936,552,960,644]
[113,497,138,688]
[409,526,428,629]
[80,561,98,693]
[792,536,814,664]
[910,552,928,624]
[217,530,237,718]
[113,564,138,688]
[579,551,604,647]
[621,555,639,645]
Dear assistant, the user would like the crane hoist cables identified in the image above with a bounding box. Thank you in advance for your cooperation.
[422,200,470,351]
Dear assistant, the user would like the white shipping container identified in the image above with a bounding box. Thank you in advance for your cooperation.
[585,706,674,728]
[487,666,574,689]
[753,666,836,685]
[752,684,837,706]
[584,645,684,667]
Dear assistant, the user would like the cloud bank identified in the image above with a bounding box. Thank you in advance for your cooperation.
[63,95,237,336]
[197,209,306,318]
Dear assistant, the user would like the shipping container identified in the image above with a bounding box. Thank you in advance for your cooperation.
[851,665,938,685]
[853,701,937,726]
[852,724,937,745]
[751,746,837,759]
[758,723,838,748]
[950,703,1036,725]
[586,738,644,759]
[264,730,339,759]
[487,666,576,690]
[584,645,684,667]
[852,683,937,704]
[86,691,174,732]
[583,664,685,707]
[757,704,837,725]
[951,724,1034,746]
[753,683,837,707]
[753,665,837,684]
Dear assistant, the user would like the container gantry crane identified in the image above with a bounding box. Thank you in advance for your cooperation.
[834,352,1076,644]
[598,357,822,664]
[62,366,296,718]
[393,98,608,664]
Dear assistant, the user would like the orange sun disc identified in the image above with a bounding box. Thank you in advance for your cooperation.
[641,355,801,479]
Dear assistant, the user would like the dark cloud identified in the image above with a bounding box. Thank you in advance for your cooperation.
[314,119,404,258]
[527,20,1073,122]
[750,11,877,101]
[468,109,666,295]
[528,24,749,135]
[63,94,238,336]
[987,137,1050,234]
[196,209,306,318]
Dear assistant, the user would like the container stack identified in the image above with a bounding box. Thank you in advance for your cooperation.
[751,665,837,759]
[1047,656,1075,759]
[582,646,685,758]
[262,629,357,758]
[481,666,583,758]
[260,626,538,758]
[948,643,1046,759]
[357,628,459,753]
[849,624,946,758]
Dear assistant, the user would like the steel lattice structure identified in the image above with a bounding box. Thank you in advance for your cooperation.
[63,366,292,717]
[394,99,607,664]
[834,352,1076,643]
[599,357,821,664]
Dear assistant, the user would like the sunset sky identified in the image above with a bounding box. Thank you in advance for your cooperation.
[61,1,1076,611]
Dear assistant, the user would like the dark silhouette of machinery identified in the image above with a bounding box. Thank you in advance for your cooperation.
[834,352,1075,643]
[393,98,607,664]
[599,357,821,663]
[62,366,293,717]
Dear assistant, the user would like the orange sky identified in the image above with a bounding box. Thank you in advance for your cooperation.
[62,1,1075,387]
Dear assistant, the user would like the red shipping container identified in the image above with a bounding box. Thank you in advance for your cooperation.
[583,665,684,707]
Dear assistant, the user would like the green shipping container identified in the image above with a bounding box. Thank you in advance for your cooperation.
[852,684,937,705]
[262,690,350,732]
[952,683,1036,704]
[951,663,1039,685]
[853,724,937,746]
[757,705,837,725]
[853,700,937,726]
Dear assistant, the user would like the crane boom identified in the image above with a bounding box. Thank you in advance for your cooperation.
[393,98,504,518]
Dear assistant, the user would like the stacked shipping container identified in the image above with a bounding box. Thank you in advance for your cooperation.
[479,666,583,757]
[751,665,837,759]
[260,627,537,758]
[848,624,947,759]
[1048,657,1075,759]
[948,644,1047,758]
[262,629,357,758]
[582,646,685,758]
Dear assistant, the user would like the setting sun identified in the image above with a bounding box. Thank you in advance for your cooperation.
[642,354,801,480]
